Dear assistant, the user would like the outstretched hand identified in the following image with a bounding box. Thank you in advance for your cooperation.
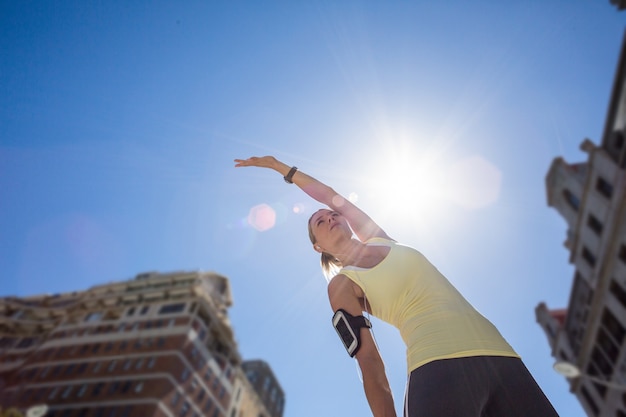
[234,156,278,169]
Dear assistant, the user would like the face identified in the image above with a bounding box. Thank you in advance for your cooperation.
[308,209,350,252]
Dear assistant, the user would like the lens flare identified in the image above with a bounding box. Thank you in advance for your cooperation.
[247,203,276,232]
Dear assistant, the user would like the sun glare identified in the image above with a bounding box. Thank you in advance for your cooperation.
[366,145,449,220]
[360,140,502,225]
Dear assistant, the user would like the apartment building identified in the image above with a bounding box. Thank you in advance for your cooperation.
[536,32,626,416]
[0,270,284,417]
[241,360,284,417]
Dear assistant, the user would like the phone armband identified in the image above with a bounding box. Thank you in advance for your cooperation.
[332,309,372,357]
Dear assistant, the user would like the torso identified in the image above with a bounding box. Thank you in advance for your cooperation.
[338,237,519,372]
[341,243,391,311]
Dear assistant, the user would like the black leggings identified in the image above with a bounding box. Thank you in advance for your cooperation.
[404,356,560,417]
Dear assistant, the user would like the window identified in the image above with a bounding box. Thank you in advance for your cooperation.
[581,246,597,268]
[147,357,156,369]
[64,364,75,375]
[563,189,580,211]
[597,328,619,362]
[246,370,256,383]
[52,365,63,377]
[62,385,73,399]
[140,305,149,315]
[127,307,136,316]
[135,381,144,393]
[203,398,213,413]
[123,359,132,371]
[602,308,626,344]
[587,214,603,235]
[121,381,131,393]
[197,389,205,402]
[108,360,118,372]
[620,245,626,264]
[108,381,120,395]
[93,362,102,373]
[180,401,190,417]
[77,384,88,398]
[92,382,104,396]
[48,387,59,400]
[610,280,626,309]
[171,391,181,406]
[17,337,35,349]
[596,177,614,199]
[159,303,186,315]
[181,367,190,382]
[86,312,103,322]
[34,387,46,402]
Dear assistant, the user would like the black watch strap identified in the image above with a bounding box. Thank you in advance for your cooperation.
[284,166,298,183]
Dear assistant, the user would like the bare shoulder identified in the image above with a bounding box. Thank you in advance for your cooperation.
[327,274,364,312]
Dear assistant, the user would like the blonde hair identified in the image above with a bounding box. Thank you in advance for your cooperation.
[308,212,342,281]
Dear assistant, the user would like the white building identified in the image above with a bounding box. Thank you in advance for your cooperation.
[537,31,626,416]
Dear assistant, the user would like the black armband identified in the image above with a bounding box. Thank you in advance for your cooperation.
[332,309,372,357]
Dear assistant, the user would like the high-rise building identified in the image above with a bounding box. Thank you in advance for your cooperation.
[536,32,626,416]
[241,360,284,417]
[0,270,284,417]
[611,0,626,11]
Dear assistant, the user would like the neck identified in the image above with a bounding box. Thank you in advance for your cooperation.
[332,239,367,266]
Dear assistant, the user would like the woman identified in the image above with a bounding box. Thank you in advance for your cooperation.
[234,155,559,417]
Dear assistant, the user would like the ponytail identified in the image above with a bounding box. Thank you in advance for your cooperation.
[320,252,342,282]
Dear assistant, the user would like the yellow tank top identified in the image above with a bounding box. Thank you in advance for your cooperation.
[339,238,519,373]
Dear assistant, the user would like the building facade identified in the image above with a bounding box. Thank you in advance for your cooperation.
[241,360,284,417]
[0,271,284,417]
[536,32,626,416]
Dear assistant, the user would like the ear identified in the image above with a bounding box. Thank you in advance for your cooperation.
[313,244,323,253]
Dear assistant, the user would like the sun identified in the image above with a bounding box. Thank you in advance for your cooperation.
[360,142,450,221]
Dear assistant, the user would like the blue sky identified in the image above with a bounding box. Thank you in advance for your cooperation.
[1,1,625,416]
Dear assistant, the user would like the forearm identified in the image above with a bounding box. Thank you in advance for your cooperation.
[270,159,341,209]
[359,357,397,417]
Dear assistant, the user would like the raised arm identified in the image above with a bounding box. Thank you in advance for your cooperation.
[234,156,391,242]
